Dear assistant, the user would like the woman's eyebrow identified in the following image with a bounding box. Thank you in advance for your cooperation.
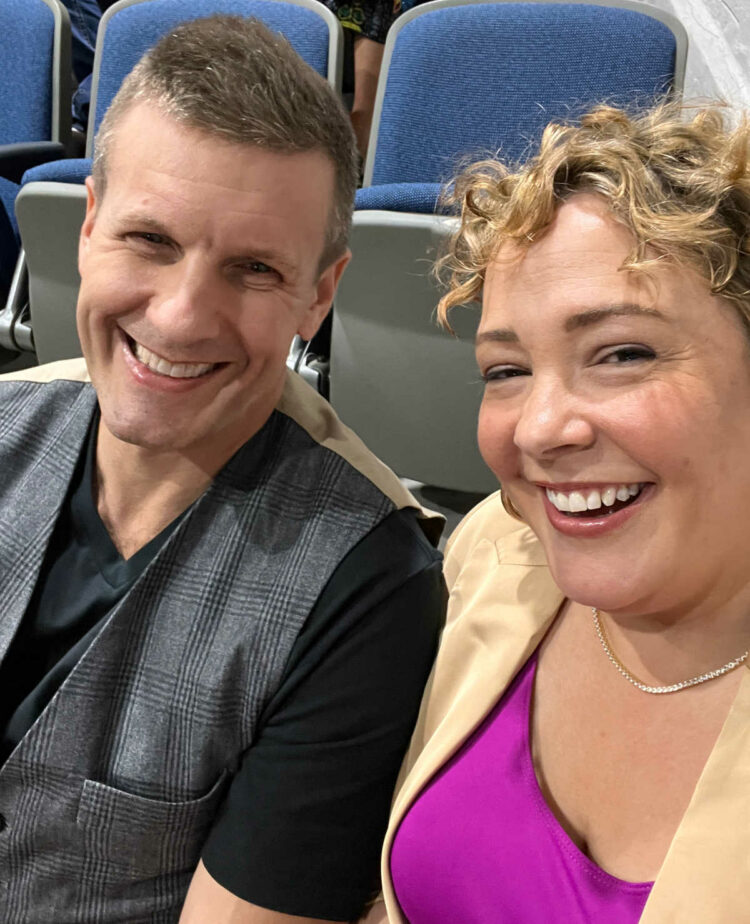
[475,328,519,346]
[564,304,668,332]
[475,304,669,346]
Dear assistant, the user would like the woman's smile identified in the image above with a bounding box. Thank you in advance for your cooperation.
[539,481,653,538]
[543,482,644,514]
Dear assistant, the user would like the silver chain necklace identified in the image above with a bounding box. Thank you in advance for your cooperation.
[591,607,749,695]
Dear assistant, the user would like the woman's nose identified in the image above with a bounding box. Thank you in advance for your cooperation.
[513,377,595,459]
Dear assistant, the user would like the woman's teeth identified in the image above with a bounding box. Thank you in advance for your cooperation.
[133,341,214,379]
[545,483,643,514]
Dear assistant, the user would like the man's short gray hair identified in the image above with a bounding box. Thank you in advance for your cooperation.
[92,14,358,268]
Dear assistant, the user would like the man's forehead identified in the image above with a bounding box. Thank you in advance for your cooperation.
[107,107,329,203]
[106,101,334,184]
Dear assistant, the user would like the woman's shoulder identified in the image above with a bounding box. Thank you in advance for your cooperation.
[444,491,537,590]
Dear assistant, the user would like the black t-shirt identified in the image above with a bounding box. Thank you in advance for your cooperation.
[0,416,444,920]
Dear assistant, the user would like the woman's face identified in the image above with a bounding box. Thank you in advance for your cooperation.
[476,194,750,619]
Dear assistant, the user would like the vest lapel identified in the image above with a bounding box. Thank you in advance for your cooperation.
[0,383,95,663]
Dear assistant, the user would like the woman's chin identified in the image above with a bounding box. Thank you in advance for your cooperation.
[545,561,647,615]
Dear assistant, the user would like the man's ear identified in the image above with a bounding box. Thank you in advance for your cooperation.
[78,176,99,274]
[297,249,351,342]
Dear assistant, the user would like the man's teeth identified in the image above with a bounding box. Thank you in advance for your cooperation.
[545,483,642,514]
[133,341,214,378]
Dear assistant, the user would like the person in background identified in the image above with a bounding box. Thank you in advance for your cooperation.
[322,0,398,159]
[368,101,750,922]
[0,15,444,922]
[62,0,103,135]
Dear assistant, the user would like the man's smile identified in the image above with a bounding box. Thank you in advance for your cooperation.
[127,335,219,379]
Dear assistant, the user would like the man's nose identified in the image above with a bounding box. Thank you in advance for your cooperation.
[148,257,225,342]
[512,375,595,459]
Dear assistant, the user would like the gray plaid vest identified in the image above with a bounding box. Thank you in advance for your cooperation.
[0,379,396,923]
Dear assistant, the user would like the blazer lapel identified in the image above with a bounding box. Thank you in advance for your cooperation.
[382,525,563,921]
[381,500,750,923]
[640,663,750,921]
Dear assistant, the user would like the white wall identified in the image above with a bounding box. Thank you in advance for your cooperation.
[634,0,750,107]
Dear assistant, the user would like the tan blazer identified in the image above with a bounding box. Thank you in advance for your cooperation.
[377,492,750,923]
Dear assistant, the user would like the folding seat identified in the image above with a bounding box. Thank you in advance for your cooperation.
[0,0,71,360]
[326,0,688,493]
[11,0,343,364]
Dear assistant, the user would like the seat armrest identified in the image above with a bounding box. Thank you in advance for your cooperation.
[0,142,68,183]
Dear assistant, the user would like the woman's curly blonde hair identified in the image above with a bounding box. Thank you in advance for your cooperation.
[436,101,750,331]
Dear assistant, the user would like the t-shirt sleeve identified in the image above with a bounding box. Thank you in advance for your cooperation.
[200,508,445,921]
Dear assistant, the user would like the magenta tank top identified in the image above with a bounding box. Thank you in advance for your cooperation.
[390,654,653,922]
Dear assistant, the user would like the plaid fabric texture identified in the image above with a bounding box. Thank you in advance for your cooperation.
[0,379,394,923]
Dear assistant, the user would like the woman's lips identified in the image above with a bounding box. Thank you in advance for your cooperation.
[540,483,652,537]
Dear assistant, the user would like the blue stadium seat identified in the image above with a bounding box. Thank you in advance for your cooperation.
[328,0,688,493]
[0,0,71,164]
[364,0,684,192]
[0,0,71,355]
[15,0,343,363]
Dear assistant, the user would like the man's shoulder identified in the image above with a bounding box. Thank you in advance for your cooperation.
[0,357,91,386]
[0,358,93,422]
[0,360,445,545]
[277,370,443,546]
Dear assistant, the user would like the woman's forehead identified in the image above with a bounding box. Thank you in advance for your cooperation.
[493,195,632,266]
[485,202,642,307]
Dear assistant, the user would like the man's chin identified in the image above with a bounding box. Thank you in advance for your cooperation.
[97,411,191,454]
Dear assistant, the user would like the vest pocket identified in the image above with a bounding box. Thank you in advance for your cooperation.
[76,771,229,878]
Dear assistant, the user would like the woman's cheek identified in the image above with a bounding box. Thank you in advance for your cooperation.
[477,400,516,481]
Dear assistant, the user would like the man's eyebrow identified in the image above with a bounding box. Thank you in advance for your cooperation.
[117,212,295,269]
[230,247,295,271]
[563,303,668,331]
[117,212,171,234]
[475,304,668,346]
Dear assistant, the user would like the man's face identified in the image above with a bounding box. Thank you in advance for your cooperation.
[77,102,348,467]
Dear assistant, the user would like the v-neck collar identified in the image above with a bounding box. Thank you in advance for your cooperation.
[71,410,187,584]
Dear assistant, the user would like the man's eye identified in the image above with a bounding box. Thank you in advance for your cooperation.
[482,365,529,383]
[131,232,167,246]
[599,345,656,364]
[236,261,281,285]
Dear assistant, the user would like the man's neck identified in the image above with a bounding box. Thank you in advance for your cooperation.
[94,425,217,560]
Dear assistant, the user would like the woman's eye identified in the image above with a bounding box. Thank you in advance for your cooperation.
[482,365,529,383]
[599,345,656,364]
